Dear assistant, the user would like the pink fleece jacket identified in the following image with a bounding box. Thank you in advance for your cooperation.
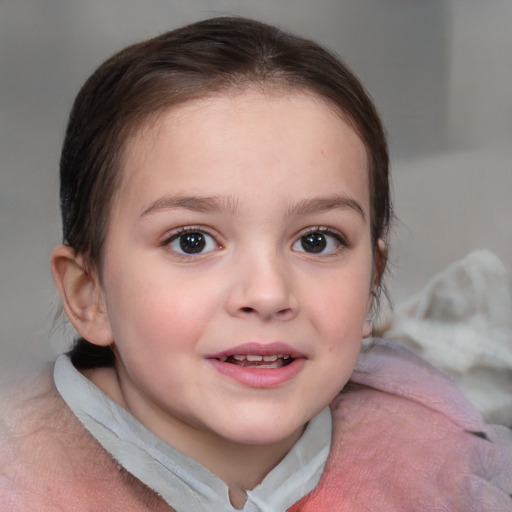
[290,339,512,511]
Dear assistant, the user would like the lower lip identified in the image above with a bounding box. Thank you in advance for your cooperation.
[207,358,305,388]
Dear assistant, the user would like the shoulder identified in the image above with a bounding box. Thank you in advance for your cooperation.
[342,338,486,429]
[0,368,68,509]
[0,364,171,511]
[303,339,512,511]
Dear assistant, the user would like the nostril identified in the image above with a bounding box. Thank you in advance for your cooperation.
[240,307,254,313]
[277,307,293,317]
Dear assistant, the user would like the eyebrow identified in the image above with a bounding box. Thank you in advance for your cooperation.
[285,195,367,221]
[140,193,366,222]
[140,195,240,217]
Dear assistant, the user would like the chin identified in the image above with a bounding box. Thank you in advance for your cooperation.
[224,429,302,448]
[213,411,309,447]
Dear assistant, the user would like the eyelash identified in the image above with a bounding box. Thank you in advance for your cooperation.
[161,226,221,255]
[161,225,348,257]
[293,226,348,255]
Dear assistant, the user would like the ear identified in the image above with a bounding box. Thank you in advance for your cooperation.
[362,295,373,338]
[51,245,113,346]
[362,238,388,338]
[373,238,388,287]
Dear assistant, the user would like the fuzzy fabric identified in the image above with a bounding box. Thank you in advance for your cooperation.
[290,339,512,511]
[384,250,512,425]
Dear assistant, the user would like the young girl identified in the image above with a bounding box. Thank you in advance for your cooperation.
[1,17,510,511]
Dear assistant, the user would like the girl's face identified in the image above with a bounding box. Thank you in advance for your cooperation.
[96,90,374,449]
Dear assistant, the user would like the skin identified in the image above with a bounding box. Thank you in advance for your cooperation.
[52,89,376,508]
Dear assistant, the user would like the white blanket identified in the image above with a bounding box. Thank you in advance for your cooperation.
[384,250,512,425]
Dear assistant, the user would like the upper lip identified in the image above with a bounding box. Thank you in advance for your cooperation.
[207,342,306,359]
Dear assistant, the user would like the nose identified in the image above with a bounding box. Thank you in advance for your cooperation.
[225,252,299,322]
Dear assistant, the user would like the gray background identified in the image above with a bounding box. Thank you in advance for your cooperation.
[1,0,511,374]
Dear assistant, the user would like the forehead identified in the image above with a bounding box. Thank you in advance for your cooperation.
[115,89,369,214]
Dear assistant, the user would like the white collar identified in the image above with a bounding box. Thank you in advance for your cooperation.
[54,355,331,512]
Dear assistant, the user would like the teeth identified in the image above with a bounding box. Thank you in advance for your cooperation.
[246,354,263,362]
[219,354,293,362]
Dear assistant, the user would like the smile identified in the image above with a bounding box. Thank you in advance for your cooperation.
[218,354,293,369]
[207,343,305,387]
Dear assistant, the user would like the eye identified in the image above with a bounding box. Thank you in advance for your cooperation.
[167,229,219,255]
[292,229,344,255]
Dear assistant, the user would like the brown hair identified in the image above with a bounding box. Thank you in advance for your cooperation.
[59,16,392,368]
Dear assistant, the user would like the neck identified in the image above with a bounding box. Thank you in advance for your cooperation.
[187,424,304,488]
[177,424,304,508]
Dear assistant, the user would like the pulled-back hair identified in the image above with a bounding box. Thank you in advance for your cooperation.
[59,16,391,368]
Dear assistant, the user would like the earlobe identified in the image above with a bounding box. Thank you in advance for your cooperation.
[51,245,113,346]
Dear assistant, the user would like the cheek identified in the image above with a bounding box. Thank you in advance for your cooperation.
[105,265,220,354]
[308,268,371,334]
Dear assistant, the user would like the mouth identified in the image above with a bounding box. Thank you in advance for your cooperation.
[207,343,305,387]
[207,342,304,369]
[216,353,294,369]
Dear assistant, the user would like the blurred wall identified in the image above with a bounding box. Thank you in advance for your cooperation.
[1,0,511,373]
